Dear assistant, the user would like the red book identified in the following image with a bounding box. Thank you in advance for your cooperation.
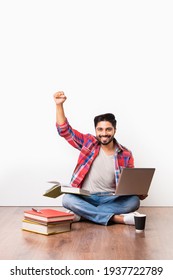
[24,208,74,223]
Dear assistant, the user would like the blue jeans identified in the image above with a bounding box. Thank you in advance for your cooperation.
[62,192,140,225]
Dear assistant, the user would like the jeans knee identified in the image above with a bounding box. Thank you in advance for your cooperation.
[125,196,140,213]
[62,194,71,208]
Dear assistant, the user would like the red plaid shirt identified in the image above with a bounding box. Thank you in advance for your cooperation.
[56,119,134,188]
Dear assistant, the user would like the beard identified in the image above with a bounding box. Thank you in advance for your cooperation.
[97,135,114,145]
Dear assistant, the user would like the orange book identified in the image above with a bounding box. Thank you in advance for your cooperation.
[24,208,74,223]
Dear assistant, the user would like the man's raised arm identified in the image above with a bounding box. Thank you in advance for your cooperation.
[53,91,67,125]
[53,90,86,150]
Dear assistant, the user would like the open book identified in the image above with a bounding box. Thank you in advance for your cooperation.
[43,181,91,198]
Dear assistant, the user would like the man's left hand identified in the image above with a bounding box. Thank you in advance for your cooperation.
[138,194,148,200]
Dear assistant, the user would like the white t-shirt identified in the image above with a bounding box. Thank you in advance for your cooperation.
[82,148,116,193]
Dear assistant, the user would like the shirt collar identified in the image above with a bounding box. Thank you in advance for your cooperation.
[114,139,124,153]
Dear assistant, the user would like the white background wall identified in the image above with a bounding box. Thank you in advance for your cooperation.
[0,0,172,206]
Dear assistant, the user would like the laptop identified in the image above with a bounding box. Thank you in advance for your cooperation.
[114,168,155,195]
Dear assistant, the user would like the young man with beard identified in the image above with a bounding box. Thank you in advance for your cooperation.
[53,91,143,226]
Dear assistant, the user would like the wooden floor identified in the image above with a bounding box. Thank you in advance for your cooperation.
[0,206,173,260]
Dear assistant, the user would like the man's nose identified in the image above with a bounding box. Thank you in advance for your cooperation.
[101,130,108,135]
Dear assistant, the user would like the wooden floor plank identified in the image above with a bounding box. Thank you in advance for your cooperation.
[0,206,173,260]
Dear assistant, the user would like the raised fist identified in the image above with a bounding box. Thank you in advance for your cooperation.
[53,91,67,105]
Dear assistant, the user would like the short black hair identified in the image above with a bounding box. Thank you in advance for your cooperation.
[94,113,117,129]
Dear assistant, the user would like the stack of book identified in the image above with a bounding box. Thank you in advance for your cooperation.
[22,208,74,235]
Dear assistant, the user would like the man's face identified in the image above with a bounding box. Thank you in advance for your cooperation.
[95,121,116,145]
